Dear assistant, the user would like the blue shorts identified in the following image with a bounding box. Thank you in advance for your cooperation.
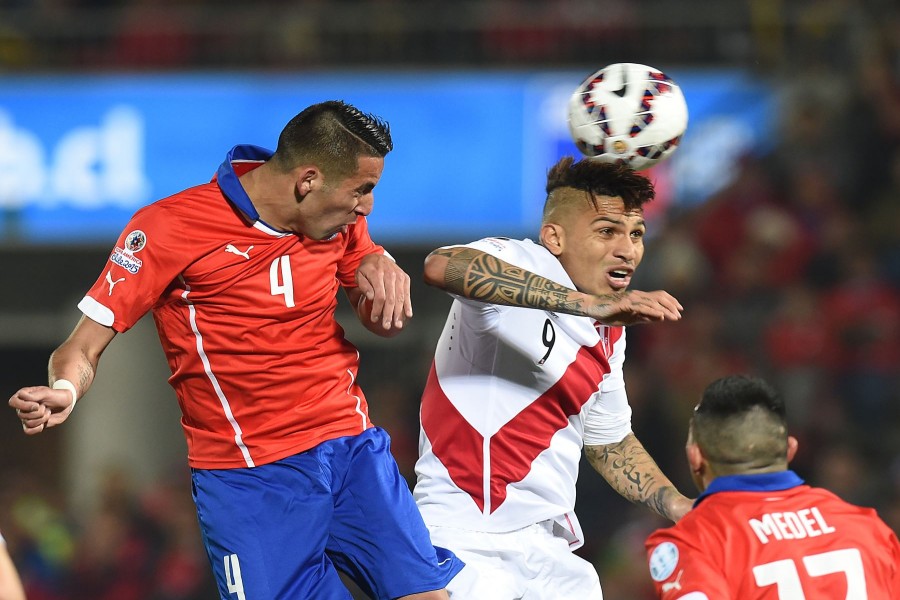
[191,427,463,599]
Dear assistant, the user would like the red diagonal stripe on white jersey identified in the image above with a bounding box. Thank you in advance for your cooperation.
[422,326,623,514]
[421,362,486,508]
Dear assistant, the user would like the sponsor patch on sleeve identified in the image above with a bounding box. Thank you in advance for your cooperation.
[110,247,143,274]
[110,230,148,274]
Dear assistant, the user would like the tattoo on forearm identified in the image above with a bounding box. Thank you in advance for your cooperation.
[586,435,678,521]
[434,247,585,314]
[77,362,92,393]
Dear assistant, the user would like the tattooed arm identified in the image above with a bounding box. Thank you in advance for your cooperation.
[585,433,692,522]
[9,316,115,434]
[423,246,682,326]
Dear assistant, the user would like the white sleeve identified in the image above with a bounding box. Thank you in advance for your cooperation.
[583,329,632,445]
[583,387,633,445]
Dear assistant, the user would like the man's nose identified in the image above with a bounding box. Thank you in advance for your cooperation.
[613,236,638,261]
[356,194,374,216]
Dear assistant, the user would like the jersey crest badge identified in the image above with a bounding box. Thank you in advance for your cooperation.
[649,541,680,581]
[124,230,147,253]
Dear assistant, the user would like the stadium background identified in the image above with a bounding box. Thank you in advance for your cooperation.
[0,1,898,598]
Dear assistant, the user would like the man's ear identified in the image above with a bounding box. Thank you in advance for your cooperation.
[296,167,319,199]
[540,222,563,256]
[686,442,704,474]
[786,435,799,464]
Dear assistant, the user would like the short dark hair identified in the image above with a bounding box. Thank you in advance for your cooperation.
[543,156,655,219]
[695,375,786,421]
[272,100,393,180]
[692,375,788,469]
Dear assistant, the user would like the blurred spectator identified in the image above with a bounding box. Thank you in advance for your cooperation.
[762,282,833,424]
[821,247,900,429]
[109,0,197,68]
[5,467,216,600]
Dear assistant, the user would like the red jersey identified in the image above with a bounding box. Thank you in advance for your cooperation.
[646,471,900,599]
[78,145,382,469]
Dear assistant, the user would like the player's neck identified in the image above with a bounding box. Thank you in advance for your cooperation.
[240,164,297,232]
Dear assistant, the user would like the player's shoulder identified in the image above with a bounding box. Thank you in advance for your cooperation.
[473,237,550,265]
[460,236,525,253]
[803,486,892,523]
[134,182,221,218]
[128,182,234,239]
[645,505,736,585]
[654,495,738,544]
[646,517,709,565]
[798,485,868,510]
[649,502,716,540]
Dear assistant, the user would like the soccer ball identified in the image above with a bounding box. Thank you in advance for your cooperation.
[567,63,688,171]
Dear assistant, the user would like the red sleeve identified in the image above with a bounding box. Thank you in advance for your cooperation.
[884,526,900,596]
[336,215,384,287]
[79,202,194,333]
[646,527,731,600]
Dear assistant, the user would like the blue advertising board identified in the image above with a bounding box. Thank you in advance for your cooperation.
[0,69,774,246]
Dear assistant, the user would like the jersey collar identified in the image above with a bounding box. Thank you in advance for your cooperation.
[215,144,272,223]
[695,470,805,507]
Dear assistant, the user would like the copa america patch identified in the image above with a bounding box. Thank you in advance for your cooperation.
[649,541,680,581]
[124,230,147,253]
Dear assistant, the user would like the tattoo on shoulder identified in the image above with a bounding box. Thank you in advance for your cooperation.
[438,247,585,313]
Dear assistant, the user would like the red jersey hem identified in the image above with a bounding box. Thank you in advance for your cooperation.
[186,423,373,470]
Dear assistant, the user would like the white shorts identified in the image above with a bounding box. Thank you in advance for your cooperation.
[430,521,603,600]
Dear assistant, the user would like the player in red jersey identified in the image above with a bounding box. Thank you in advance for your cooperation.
[646,375,900,599]
[8,101,462,599]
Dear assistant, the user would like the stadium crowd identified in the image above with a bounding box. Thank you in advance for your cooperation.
[0,0,898,598]
[0,0,894,72]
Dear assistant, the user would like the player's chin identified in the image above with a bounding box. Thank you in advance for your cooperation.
[596,281,629,295]
[316,227,346,241]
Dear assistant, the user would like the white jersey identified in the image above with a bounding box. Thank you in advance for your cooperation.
[414,237,633,548]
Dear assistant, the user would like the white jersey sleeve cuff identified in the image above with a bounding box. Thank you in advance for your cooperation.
[77,296,115,327]
[583,402,633,446]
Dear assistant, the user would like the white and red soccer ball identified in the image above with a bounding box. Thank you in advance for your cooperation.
[567,63,689,171]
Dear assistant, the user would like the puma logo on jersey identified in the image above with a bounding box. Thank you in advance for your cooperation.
[225,244,254,260]
[105,270,125,295]
[662,570,683,592]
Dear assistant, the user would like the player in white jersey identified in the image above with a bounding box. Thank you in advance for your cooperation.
[414,156,693,599]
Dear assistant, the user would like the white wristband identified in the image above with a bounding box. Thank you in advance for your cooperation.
[52,379,78,408]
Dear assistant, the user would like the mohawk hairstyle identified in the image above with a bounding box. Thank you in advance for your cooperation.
[544,156,655,216]
[322,100,393,155]
[692,375,789,469]
[273,100,393,179]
